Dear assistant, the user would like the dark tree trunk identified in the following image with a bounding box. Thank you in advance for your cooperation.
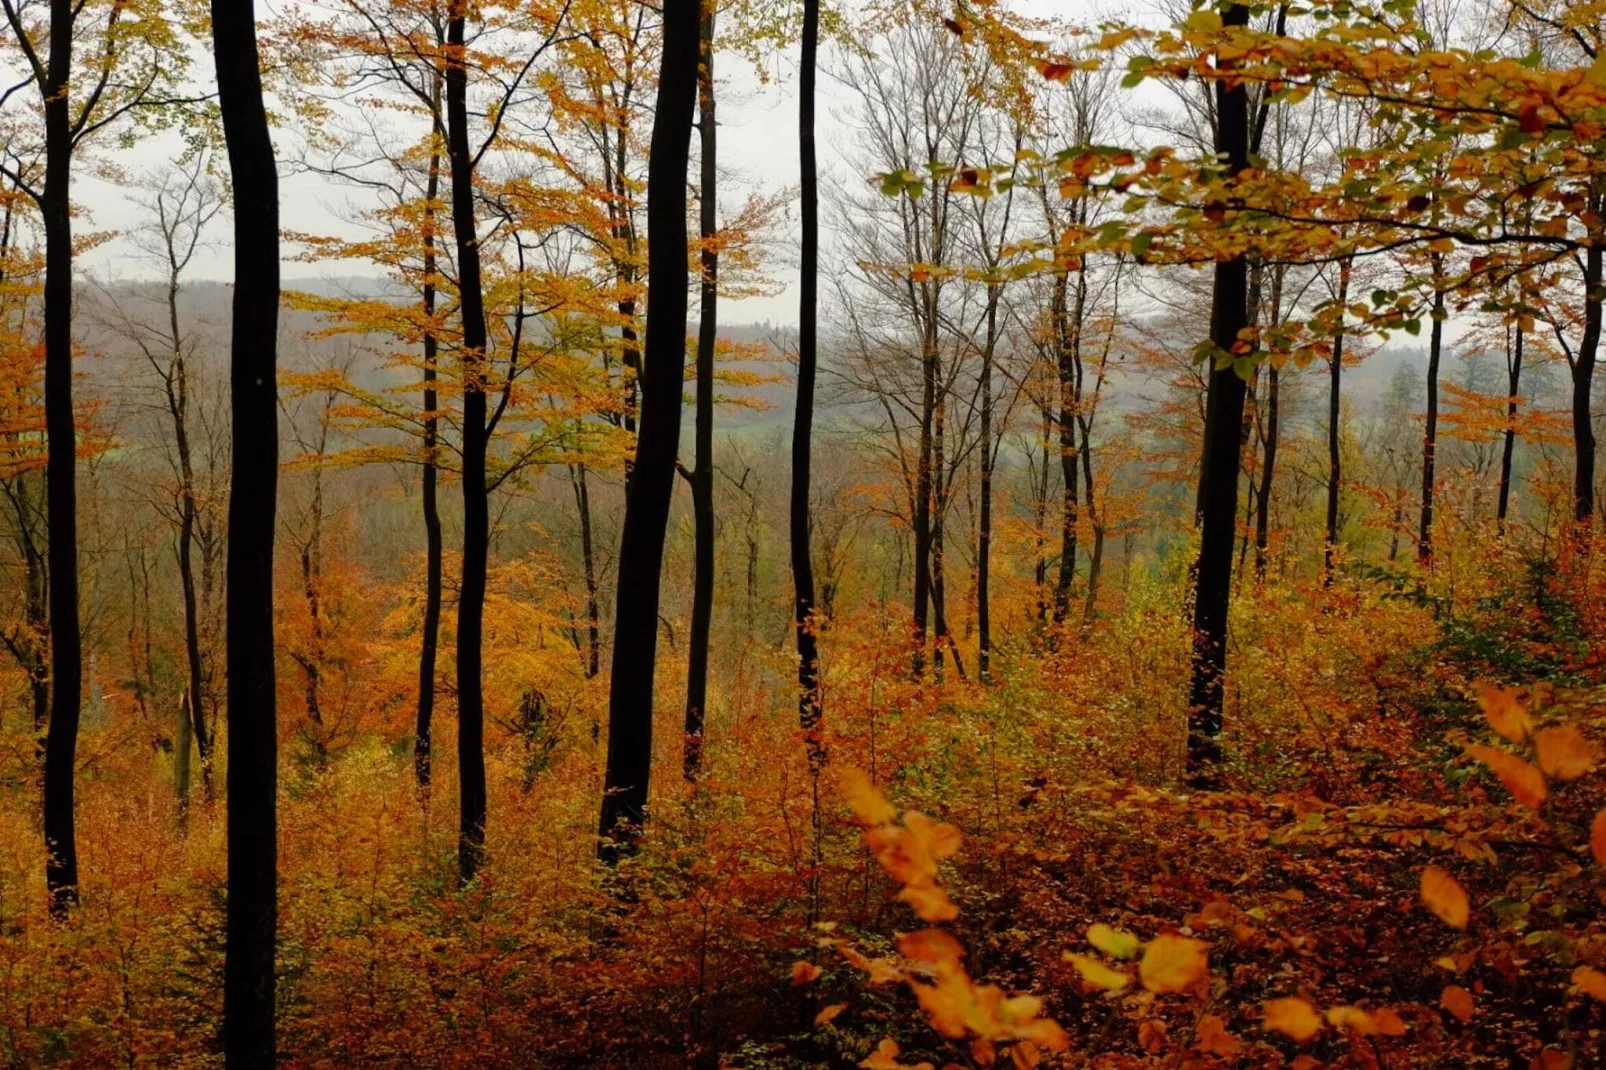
[569,463,601,677]
[1052,270,1082,624]
[415,105,443,795]
[977,292,997,682]
[1253,366,1279,579]
[911,332,935,677]
[1184,1,1251,785]
[1324,260,1351,584]
[446,4,490,884]
[213,0,280,1056]
[39,0,80,918]
[1080,417,1104,622]
[1574,242,1600,525]
[1497,323,1523,534]
[598,0,698,857]
[684,3,716,781]
[791,0,823,769]
[1418,254,1445,563]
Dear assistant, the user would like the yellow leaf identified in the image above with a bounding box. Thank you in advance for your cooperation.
[791,960,823,985]
[1087,923,1140,960]
[1592,810,1606,866]
[1441,985,1475,1022]
[1138,934,1208,995]
[815,1002,847,1027]
[898,882,959,923]
[1477,682,1531,742]
[1263,997,1324,1042]
[1196,1014,1242,1056]
[1062,952,1131,991]
[1466,744,1548,807]
[1420,866,1470,929]
[1184,9,1223,32]
[840,768,897,826]
[1573,966,1606,1002]
[1325,1005,1378,1035]
[1534,725,1596,781]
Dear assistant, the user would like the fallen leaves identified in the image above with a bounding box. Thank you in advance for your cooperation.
[1086,923,1140,960]
[1572,966,1606,1002]
[1063,952,1130,992]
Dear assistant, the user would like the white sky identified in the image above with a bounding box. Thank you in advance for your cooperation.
[72,0,1111,327]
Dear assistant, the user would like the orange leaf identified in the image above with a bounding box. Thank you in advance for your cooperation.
[1036,60,1073,82]
[1138,934,1208,994]
[840,768,897,826]
[1420,866,1470,929]
[791,960,823,985]
[1062,952,1130,992]
[1534,725,1596,780]
[1441,985,1475,1022]
[1477,682,1531,742]
[1573,966,1606,1002]
[815,1002,847,1027]
[1263,997,1323,1042]
[1372,1007,1410,1036]
[1466,744,1548,807]
[1592,810,1606,866]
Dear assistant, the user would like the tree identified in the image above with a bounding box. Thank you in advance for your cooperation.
[598,0,697,858]
[1184,1,1251,783]
[2,0,192,915]
[791,0,822,767]
[212,0,281,1059]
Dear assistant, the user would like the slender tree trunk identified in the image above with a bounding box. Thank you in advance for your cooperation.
[569,462,601,677]
[684,3,717,781]
[1574,241,1600,525]
[1033,397,1051,623]
[1418,254,1445,563]
[446,3,490,884]
[213,0,280,1055]
[1080,419,1104,622]
[977,293,997,682]
[39,0,80,917]
[791,0,824,770]
[175,688,193,830]
[912,330,935,677]
[1324,260,1351,584]
[599,0,698,857]
[167,303,212,804]
[1497,323,1523,534]
[1185,1,1251,785]
[1052,270,1082,624]
[1253,366,1279,579]
[414,101,443,795]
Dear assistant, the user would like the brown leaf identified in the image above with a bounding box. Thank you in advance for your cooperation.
[1441,985,1475,1023]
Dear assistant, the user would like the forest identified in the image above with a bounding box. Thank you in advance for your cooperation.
[2,0,1606,1063]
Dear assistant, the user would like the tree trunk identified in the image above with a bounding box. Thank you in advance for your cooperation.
[1324,260,1351,584]
[569,462,601,677]
[791,0,824,770]
[912,327,935,677]
[1418,253,1445,563]
[977,291,997,682]
[39,0,80,917]
[175,688,194,830]
[1253,366,1279,579]
[598,0,698,857]
[1574,241,1600,525]
[213,0,280,1056]
[1052,270,1083,624]
[684,2,716,781]
[415,93,444,795]
[1184,1,1251,786]
[1497,323,1523,534]
[446,2,490,884]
